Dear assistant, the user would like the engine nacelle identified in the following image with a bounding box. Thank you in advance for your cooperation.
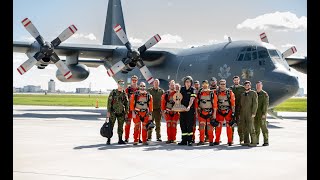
[56,64,90,82]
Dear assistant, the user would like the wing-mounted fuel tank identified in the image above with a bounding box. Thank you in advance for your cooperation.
[56,64,90,82]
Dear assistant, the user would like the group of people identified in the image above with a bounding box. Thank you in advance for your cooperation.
[106,74,269,147]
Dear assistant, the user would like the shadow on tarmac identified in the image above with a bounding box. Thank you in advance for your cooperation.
[73,141,262,151]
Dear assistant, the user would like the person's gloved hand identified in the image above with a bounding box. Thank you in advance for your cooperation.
[228,119,237,127]
[210,118,219,127]
[231,112,235,119]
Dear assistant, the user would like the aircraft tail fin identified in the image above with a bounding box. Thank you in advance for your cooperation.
[103,0,127,45]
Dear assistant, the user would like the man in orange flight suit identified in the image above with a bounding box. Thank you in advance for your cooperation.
[130,82,153,145]
[125,75,140,143]
[196,80,218,146]
[161,80,180,144]
[213,79,236,146]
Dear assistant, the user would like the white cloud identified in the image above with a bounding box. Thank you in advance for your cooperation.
[281,43,296,48]
[159,34,183,44]
[72,33,97,40]
[223,35,229,40]
[237,11,307,32]
[129,37,143,44]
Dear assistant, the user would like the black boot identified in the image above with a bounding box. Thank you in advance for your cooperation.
[106,138,111,145]
[118,135,125,144]
[178,136,187,145]
[187,135,193,146]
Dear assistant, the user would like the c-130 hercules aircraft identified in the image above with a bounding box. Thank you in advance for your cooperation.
[13,0,307,110]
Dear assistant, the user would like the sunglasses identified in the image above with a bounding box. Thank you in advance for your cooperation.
[140,85,146,87]
[220,83,226,85]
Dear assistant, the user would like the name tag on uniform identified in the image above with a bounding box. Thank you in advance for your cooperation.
[187,92,191,94]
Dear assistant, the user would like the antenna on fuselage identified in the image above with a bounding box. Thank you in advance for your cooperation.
[228,36,232,43]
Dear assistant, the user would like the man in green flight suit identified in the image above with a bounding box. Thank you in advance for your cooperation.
[147,79,165,141]
[229,76,246,144]
[240,80,258,147]
[254,81,269,146]
[106,79,129,145]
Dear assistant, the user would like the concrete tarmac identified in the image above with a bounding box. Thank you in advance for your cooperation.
[13,105,307,180]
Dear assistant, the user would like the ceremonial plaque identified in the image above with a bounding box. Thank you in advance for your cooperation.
[171,92,187,112]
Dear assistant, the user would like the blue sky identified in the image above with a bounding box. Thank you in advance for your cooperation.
[13,0,307,92]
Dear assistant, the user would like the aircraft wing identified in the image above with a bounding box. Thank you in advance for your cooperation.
[13,41,170,68]
[13,41,117,59]
[285,56,307,74]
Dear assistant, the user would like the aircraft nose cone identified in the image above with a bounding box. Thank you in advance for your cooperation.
[263,70,300,108]
[284,75,299,97]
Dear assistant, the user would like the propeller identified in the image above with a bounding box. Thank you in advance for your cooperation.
[259,32,297,58]
[17,18,77,79]
[259,32,269,43]
[106,24,161,84]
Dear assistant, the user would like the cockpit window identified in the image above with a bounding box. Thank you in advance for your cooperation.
[237,54,244,61]
[258,50,268,59]
[268,49,281,59]
[268,49,291,69]
[252,52,257,60]
[236,46,260,61]
[244,52,252,61]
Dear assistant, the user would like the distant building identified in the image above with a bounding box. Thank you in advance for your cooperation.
[15,88,23,92]
[295,88,304,97]
[23,85,41,92]
[48,79,55,93]
[76,88,90,94]
[13,87,16,93]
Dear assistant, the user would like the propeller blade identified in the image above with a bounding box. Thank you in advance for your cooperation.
[51,53,73,79]
[21,18,45,46]
[260,32,269,43]
[113,24,132,51]
[51,25,78,47]
[139,65,154,84]
[282,46,297,58]
[106,60,126,77]
[16,52,44,75]
[138,34,161,54]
